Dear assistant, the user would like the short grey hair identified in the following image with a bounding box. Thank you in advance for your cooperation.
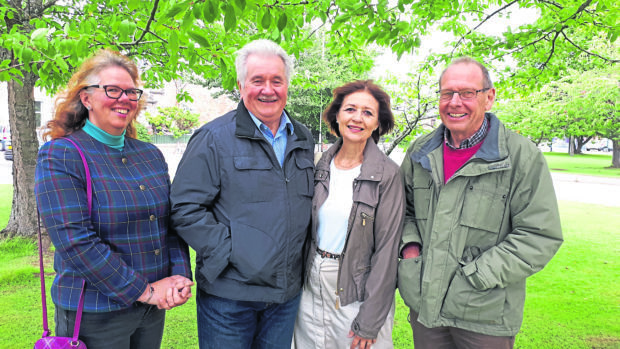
[235,39,293,88]
[439,57,494,89]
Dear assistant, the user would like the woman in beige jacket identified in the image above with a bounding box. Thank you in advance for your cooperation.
[292,80,405,349]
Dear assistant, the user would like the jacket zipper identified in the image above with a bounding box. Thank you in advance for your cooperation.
[335,179,360,309]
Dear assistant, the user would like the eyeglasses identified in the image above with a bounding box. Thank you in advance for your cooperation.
[86,85,143,101]
[437,88,490,101]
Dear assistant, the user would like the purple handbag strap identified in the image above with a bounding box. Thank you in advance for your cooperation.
[37,136,91,341]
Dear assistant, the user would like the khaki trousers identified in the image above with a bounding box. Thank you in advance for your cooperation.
[292,253,394,349]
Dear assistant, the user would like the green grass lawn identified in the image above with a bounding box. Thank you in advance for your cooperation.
[0,199,618,348]
[543,152,620,177]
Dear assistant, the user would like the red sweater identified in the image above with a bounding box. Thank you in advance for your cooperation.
[443,141,484,184]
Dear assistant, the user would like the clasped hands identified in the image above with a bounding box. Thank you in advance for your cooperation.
[138,275,194,310]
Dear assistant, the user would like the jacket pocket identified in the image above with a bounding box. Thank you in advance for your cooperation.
[412,178,432,220]
[353,265,371,301]
[227,221,280,287]
[233,156,274,202]
[441,269,505,324]
[397,256,423,311]
[294,156,314,197]
[460,182,508,233]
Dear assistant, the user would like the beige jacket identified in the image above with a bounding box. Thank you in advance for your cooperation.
[307,138,405,339]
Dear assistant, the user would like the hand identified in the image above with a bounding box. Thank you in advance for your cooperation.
[138,275,194,310]
[160,277,194,309]
[348,330,376,349]
[402,243,421,259]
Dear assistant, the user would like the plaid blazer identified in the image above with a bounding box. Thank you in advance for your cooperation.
[35,130,191,312]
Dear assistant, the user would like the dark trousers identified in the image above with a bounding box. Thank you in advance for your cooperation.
[410,311,515,349]
[55,303,165,349]
[197,288,302,349]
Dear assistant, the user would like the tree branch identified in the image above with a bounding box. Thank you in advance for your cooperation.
[560,31,620,63]
[450,0,520,57]
[540,29,562,69]
[134,0,160,44]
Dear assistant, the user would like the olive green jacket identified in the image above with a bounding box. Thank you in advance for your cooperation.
[398,113,563,336]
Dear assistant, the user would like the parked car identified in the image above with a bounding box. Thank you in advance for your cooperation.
[4,140,12,161]
[585,139,612,152]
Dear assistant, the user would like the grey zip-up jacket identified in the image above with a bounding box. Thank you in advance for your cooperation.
[308,138,405,339]
[398,113,563,336]
[171,101,314,303]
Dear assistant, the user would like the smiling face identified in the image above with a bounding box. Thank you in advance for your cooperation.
[439,62,495,146]
[336,90,380,145]
[80,66,138,136]
[238,54,288,127]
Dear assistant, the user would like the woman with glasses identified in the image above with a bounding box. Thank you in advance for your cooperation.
[35,49,193,349]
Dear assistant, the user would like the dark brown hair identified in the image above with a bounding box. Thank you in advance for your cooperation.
[323,80,394,143]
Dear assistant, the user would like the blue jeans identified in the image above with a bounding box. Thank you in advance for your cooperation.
[55,303,165,349]
[197,288,302,349]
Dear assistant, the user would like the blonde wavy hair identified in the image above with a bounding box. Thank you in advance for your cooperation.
[44,49,145,140]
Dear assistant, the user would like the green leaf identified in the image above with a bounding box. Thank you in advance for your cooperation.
[234,0,246,11]
[270,27,280,41]
[224,4,236,32]
[261,10,272,29]
[55,55,69,72]
[188,31,210,48]
[277,13,287,32]
[168,31,179,52]
[192,3,202,19]
[181,8,195,30]
[119,19,132,41]
[203,1,217,22]
[31,28,49,41]
[127,0,140,11]
[21,47,33,65]
[164,2,187,19]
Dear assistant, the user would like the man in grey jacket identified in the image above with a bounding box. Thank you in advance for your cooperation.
[398,57,563,348]
[170,39,314,349]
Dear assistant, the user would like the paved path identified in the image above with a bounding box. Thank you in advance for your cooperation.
[550,172,620,207]
[1,145,618,207]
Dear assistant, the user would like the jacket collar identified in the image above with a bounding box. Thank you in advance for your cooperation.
[316,138,385,182]
[412,112,509,171]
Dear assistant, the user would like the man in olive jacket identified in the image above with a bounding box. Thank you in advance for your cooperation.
[170,39,314,349]
[398,57,563,349]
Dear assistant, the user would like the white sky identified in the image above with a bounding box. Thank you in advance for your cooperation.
[371,6,541,79]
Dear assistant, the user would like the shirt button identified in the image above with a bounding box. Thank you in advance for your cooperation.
[122,158,128,164]
[139,185,146,191]
[149,215,156,221]
[154,249,160,255]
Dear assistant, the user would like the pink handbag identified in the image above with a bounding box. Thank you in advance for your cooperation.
[34,138,89,349]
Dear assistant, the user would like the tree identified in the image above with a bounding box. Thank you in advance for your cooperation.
[379,62,440,155]
[286,32,376,142]
[1,0,617,236]
[497,66,619,167]
[145,106,199,138]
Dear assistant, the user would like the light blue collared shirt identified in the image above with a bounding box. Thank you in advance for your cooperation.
[249,111,294,167]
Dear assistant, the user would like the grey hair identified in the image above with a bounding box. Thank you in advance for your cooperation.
[439,57,494,89]
[235,39,293,88]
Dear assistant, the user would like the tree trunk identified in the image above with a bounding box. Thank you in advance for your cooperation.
[612,139,620,169]
[0,71,39,238]
[568,136,575,156]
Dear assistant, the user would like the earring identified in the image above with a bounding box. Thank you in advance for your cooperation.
[86,106,91,111]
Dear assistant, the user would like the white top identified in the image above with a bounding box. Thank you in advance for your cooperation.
[316,159,361,254]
